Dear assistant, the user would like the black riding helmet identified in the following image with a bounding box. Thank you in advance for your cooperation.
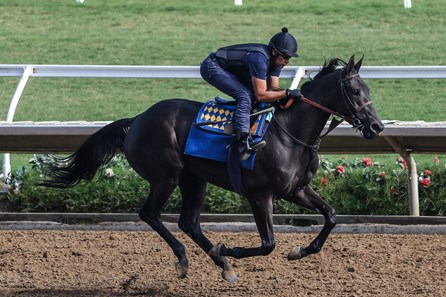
[269,27,299,58]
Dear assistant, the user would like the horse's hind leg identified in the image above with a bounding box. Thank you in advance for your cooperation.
[177,172,237,283]
[284,185,336,260]
[208,196,277,259]
[139,182,189,279]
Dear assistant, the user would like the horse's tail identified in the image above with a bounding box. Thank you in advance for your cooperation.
[38,117,135,188]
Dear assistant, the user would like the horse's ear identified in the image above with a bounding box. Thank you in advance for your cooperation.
[346,55,355,74]
[354,55,364,72]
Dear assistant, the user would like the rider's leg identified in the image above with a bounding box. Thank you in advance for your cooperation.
[200,57,266,157]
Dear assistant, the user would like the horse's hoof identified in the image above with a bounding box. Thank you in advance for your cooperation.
[209,242,223,257]
[288,246,304,260]
[222,269,238,283]
[175,261,188,279]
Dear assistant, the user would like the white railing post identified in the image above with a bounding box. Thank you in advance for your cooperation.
[404,0,412,9]
[289,67,306,90]
[2,65,33,192]
[384,136,419,216]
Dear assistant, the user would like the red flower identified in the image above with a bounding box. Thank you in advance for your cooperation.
[362,157,372,167]
[336,165,345,174]
[321,176,327,186]
[434,157,440,164]
[379,172,386,178]
[424,169,432,175]
[390,186,397,196]
[420,178,430,188]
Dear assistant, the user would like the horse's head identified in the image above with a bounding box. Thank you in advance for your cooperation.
[335,55,384,139]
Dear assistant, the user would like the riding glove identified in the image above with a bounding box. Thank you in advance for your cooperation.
[286,88,303,99]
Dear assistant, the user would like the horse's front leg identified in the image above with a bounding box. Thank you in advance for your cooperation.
[284,185,336,260]
[209,196,276,259]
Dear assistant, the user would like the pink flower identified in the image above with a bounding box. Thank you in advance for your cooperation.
[362,157,372,167]
[379,172,386,178]
[420,178,430,188]
[396,157,408,168]
[321,176,327,186]
[336,165,345,174]
[424,169,432,175]
[434,157,440,164]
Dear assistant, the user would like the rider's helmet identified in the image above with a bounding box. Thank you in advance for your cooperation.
[269,27,299,58]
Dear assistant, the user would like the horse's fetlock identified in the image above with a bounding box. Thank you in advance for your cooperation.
[174,245,187,258]
[262,241,276,255]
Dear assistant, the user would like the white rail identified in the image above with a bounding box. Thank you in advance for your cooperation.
[1,64,446,79]
[1,64,446,215]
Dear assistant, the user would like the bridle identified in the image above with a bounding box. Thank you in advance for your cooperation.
[273,70,373,149]
[338,72,373,127]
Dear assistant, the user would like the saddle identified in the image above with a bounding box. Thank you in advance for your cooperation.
[184,97,274,170]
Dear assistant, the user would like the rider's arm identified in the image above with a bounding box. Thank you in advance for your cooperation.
[267,75,280,90]
[252,76,286,103]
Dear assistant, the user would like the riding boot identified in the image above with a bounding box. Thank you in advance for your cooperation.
[236,131,266,161]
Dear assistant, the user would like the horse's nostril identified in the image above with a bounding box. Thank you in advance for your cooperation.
[370,122,383,134]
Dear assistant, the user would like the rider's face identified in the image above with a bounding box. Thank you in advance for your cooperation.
[273,49,291,68]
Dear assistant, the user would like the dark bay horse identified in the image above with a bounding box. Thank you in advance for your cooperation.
[40,55,384,283]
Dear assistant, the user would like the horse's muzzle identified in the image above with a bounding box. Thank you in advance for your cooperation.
[370,121,384,134]
[363,120,384,139]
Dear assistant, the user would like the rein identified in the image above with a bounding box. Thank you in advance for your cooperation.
[300,96,352,122]
[274,72,370,149]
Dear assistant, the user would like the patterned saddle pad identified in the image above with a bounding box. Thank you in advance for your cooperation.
[184,97,273,170]
[194,97,271,136]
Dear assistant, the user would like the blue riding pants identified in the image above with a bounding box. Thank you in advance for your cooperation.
[200,55,253,133]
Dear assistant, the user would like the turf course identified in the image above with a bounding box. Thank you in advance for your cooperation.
[0,0,445,168]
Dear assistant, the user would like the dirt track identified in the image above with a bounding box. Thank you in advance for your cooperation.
[0,226,445,297]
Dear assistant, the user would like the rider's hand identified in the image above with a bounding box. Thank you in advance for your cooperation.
[286,89,302,99]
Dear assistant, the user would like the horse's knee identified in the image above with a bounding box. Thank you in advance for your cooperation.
[320,204,336,228]
[139,209,158,226]
[178,217,200,236]
[178,221,188,233]
[178,221,195,236]
[327,208,336,227]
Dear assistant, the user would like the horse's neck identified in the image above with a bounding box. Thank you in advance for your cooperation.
[273,90,334,147]
[276,78,337,145]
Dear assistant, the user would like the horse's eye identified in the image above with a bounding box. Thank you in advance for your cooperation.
[353,89,360,96]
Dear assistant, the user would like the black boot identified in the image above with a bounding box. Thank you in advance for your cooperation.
[236,131,266,160]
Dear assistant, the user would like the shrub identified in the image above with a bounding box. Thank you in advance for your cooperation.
[3,154,446,216]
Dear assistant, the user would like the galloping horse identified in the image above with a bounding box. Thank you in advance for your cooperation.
[40,55,384,283]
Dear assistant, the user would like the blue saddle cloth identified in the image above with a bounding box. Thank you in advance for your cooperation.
[184,97,273,170]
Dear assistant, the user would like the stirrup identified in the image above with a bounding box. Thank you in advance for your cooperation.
[250,140,266,152]
[239,140,267,161]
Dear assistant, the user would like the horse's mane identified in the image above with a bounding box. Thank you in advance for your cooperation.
[301,58,347,91]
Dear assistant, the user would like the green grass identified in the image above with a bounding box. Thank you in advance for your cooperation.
[0,0,445,170]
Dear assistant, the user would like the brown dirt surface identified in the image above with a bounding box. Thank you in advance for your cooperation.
[0,229,445,297]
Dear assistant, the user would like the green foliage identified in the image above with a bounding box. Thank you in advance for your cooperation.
[312,157,409,215]
[4,154,446,216]
[5,155,148,213]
